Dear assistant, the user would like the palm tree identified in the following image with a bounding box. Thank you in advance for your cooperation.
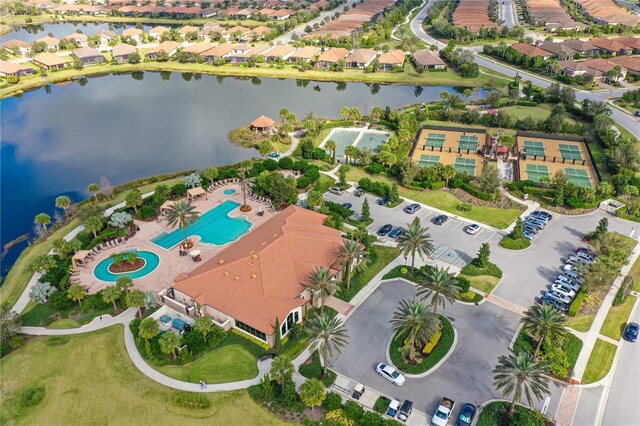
[67,284,86,307]
[344,145,361,165]
[238,163,253,211]
[340,106,351,121]
[138,317,159,357]
[194,316,214,342]
[55,195,71,218]
[390,298,441,363]
[521,304,568,357]
[116,275,134,294]
[463,88,473,98]
[84,216,102,238]
[158,331,181,359]
[102,285,120,311]
[308,314,349,376]
[270,355,294,387]
[397,217,434,274]
[34,213,51,235]
[87,183,100,201]
[125,289,146,317]
[325,140,337,163]
[307,266,337,313]
[493,350,550,417]
[440,165,457,187]
[165,199,201,247]
[416,266,460,314]
[125,189,143,214]
[336,239,369,291]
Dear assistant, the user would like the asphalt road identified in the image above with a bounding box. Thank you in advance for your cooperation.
[602,302,640,426]
[274,0,357,44]
[500,0,517,28]
[330,280,565,420]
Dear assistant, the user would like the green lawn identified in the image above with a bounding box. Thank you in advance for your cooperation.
[600,295,637,341]
[156,345,258,384]
[48,318,81,329]
[314,174,336,194]
[582,338,617,384]
[499,103,577,125]
[336,245,401,302]
[567,314,596,332]
[0,326,287,425]
[462,275,501,294]
[628,256,640,292]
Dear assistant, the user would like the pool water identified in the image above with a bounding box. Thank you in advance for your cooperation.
[93,250,160,282]
[223,189,237,195]
[151,200,251,249]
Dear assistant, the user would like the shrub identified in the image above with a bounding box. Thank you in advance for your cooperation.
[179,347,193,364]
[323,391,343,411]
[170,183,188,197]
[172,393,211,409]
[422,330,442,354]
[460,262,503,278]
[182,330,207,355]
[325,409,354,426]
[568,290,586,317]
[540,345,570,378]
[361,411,384,426]
[456,203,472,212]
[278,157,294,169]
[499,236,531,250]
[297,176,312,189]
[373,396,391,414]
[46,335,70,346]
[138,205,157,220]
[343,400,364,421]
[430,181,446,190]
[389,316,454,374]
[19,387,45,408]
[457,276,471,293]
[613,276,633,306]
[49,289,75,311]
[263,159,278,171]
[298,350,337,387]
[366,163,385,175]
[461,182,494,201]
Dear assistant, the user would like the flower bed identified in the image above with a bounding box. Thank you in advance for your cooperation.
[107,259,145,274]
[389,315,455,374]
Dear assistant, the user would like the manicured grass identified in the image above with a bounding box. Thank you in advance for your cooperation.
[607,232,638,256]
[336,245,400,302]
[0,326,287,425]
[628,256,640,292]
[48,318,81,329]
[477,401,545,426]
[567,314,596,332]
[156,345,258,384]
[1,219,79,310]
[600,295,637,341]
[314,174,336,194]
[462,274,501,294]
[582,338,617,384]
[499,103,577,125]
[499,235,531,250]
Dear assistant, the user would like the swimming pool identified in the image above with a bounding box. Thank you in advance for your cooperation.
[223,189,237,195]
[93,250,160,282]
[151,200,251,249]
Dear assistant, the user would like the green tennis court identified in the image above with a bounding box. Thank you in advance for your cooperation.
[458,135,478,151]
[558,144,583,161]
[325,130,359,157]
[424,132,446,148]
[454,157,476,176]
[418,154,440,168]
[565,168,591,187]
[524,140,546,157]
[356,132,389,153]
[526,164,550,182]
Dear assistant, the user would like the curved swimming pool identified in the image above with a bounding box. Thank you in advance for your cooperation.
[223,188,237,195]
[93,250,160,282]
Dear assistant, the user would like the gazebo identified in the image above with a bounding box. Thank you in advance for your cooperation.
[72,250,92,268]
[250,115,277,135]
[160,200,176,215]
[187,187,207,200]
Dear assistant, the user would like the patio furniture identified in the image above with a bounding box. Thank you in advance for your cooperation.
[159,315,171,324]
[172,318,187,333]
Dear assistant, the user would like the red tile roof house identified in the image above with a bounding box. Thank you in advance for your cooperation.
[222,25,252,42]
[612,36,640,54]
[64,33,89,48]
[35,36,60,51]
[178,25,200,36]
[149,26,170,40]
[511,43,554,60]
[97,30,116,44]
[269,9,294,20]
[0,61,36,77]
[561,39,600,57]
[412,49,446,71]
[345,48,377,68]
[122,28,144,43]
[378,49,406,71]
[201,43,234,62]
[287,46,321,63]
[582,58,627,83]
[33,52,72,70]
[227,44,272,63]
[537,41,578,60]
[179,41,213,56]
[588,37,631,56]
[3,39,31,55]
[146,41,181,59]
[73,47,106,65]
[111,43,137,63]
[264,44,297,62]
[608,55,640,77]
[315,47,349,69]
[160,206,347,347]
[249,26,275,41]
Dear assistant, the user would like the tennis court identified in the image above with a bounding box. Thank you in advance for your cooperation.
[424,132,446,148]
[526,164,550,182]
[458,135,479,151]
[565,168,591,187]
[523,140,546,157]
[356,132,389,153]
[454,157,476,176]
[558,144,583,161]
[325,129,360,156]
[418,154,440,168]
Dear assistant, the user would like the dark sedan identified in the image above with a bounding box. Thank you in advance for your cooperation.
[623,322,639,342]
[403,203,421,214]
[455,403,477,426]
[389,227,406,238]
[434,214,449,225]
[377,224,393,236]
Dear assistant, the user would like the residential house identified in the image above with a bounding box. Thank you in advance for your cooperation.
[345,48,377,68]
[149,26,170,40]
[0,61,36,77]
[111,43,137,63]
[555,60,588,77]
[229,8,253,19]
[201,43,234,62]
[264,44,296,62]
[227,44,271,63]
[178,25,200,37]
[251,115,277,134]
[179,41,213,57]
[378,49,405,71]
[35,36,60,51]
[122,28,143,43]
[612,36,640,54]
[146,41,180,59]
[588,37,629,56]
[222,25,251,42]
[72,47,106,65]
[315,47,349,69]
[609,55,640,78]
[97,30,116,44]
[64,33,89,48]
[511,43,553,59]
[582,58,627,83]
[537,42,578,60]
[561,39,599,57]
[161,206,346,347]
[33,52,72,70]
[269,9,294,20]
[412,49,446,71]
[249,26,274,40]
[3,39,31,55]
[287,46,321,63]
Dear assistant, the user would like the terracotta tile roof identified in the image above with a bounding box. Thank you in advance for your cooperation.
[0,61,33,73]
[581,58,617,73]
[3,39,31,49]
[511,43,553,57]
[148,41,180,55]
[562,39,598,53]
[73,47,104,59]
[537,42,578,57]
[202,43,234,57]
[265,44,296,58]
[269,9,293,17]
[251,115,277,127]
[250,26,273,36]
[122,28,143,37]
[180,41,213,54]
[172,206,344,335]
[608,55,640,73]
[97,30,116,38]
[288,45,321,60]
[112,43,137,57]
[36,36,59,46]
[178,25,200,34]
[412,49,446,66]
[317,47,349,63]
[33,52,72,66]
[378,49,406,65]
[612,36,640,50]
[149,25,170,34]
[345,48,376,64]
[588,37,626,52]
[223,25,251,35]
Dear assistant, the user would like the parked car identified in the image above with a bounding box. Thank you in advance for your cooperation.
[563,270,585,283]
[398,400,413,422]
[524,230,535,240]
[341,202,353,209]
[532,211,553,220]
[434,215,449,225]
[465,224,481,235]
[527,215,549,225]
[328,187,344,195]
[623,322,639,342]
[545,290,574,304]
[635,110,640,117]
[528,213,551,223]
[524,218,546,229]
[550,283,576,298]
[378,224,393,236]
[541,294,570,312]
[352,383,365,400]
[389,227,406,238]
[403,203,421,214]
[555,276,580,292]
[576,251,595,263]
[354,189,364,197]
[523,220,544,231]
[523,225,539,234]
[377,198,387,206]
[387,400,401,418]
[432,397,455,426]
[576,247,595,256]
[376,363,406,386]
[566,256,581,265]
[455,403,477,426]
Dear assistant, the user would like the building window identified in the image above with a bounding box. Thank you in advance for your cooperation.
[235,320,267,342]
[281,310,300,337]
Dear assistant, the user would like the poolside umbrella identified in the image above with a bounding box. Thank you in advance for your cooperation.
[189,250,201,257]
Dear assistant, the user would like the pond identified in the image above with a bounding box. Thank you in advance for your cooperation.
[0,71,492,275]
[1,22,159,43]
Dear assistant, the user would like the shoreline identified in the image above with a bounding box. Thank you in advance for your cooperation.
[0,62,507,99]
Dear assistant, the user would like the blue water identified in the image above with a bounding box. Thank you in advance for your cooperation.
[223,189,237,195]
[93,250,160,282]
[151,200,251,249]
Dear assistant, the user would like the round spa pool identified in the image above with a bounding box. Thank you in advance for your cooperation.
[93,250,160,282]
[223,188,237,195]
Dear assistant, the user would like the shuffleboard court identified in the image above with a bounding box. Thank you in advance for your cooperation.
[565,168,591,187]
[454,157,476,176]
[356,132,389,153]
[418,154,440,168]
[523,140,546,157]
[526,164,550,182]
[458,135,479,151]
[558,144,583,161]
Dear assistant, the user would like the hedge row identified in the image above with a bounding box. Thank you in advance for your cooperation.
[568,291,587,317]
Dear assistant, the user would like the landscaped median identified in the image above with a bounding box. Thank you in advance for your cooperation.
[477,401,550,426]
[582,338,617,384]
[600,294,637,341]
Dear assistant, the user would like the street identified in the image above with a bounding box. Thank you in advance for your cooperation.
[274,0,358,44]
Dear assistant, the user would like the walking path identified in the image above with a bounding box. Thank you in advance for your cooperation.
[390,0,425,41]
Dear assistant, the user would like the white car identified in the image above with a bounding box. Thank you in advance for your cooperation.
[551,283,576,298]
[465,224,481,235]
[555,276,580,292]
[376,363,406,386]
[576,252,595,264]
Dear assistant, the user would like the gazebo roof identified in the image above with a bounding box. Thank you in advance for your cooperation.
[251,115,277,128]
[72,250,92,261]
[187,187,206,198]
[160,200,176,211]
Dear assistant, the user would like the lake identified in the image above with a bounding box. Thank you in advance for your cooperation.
[0,72,491,275]
[1,22,159,43]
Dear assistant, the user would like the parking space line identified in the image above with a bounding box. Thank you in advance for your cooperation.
[473,229,485,239]
[451,221,463,231]
[483,231,497,243]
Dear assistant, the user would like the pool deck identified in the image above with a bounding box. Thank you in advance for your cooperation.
[76,184,276,295]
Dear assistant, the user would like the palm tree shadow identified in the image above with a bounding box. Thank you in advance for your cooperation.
[472,307,515,343]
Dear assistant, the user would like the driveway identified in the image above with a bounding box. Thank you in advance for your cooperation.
[330,280,565,420]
